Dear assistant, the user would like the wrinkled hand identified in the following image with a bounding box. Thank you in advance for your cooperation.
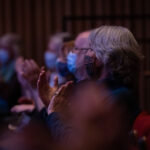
[47,81,73,114]
[15,57,30,89]
[37,69,59,107]
[15,57,24,74]
[11,104,35,114]
[11,96,35,113]
[21,59,43,89]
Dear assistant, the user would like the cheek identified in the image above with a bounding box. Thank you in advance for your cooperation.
[76,53,85,66]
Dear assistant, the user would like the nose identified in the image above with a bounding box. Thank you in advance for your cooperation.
[86,49,95,57]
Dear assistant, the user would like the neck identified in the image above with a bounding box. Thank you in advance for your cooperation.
[76,67,90,82]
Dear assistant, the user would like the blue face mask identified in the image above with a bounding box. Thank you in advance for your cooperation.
[0,49,9,65]
[44,52,57,69]
[67,52,77,73]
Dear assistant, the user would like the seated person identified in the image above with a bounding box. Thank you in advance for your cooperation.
[0,34,22,115]
[16,26,143,144]
[56,40,76,84]
[44,32,73,86]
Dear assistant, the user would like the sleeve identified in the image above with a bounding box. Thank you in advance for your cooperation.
[46,112,71,142]
[33,108,71,142]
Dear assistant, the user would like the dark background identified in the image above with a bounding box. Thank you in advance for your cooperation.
[0,0,150,110]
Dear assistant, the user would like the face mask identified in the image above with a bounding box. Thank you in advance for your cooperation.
[0,49,9,65]
[67,52,77,73]
[56,60,70,77]
[44,52,57,69]
[84,55,102,79]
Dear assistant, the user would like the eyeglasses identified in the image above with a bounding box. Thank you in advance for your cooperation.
[74,47,93,51]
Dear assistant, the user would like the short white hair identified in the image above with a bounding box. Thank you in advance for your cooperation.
[89,26,143,64]
[89,25,143,86]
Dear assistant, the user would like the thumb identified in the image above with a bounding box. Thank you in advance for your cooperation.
[54,76,58,88]
[40,66,45,71]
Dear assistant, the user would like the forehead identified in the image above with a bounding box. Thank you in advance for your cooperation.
[75,32,90,48]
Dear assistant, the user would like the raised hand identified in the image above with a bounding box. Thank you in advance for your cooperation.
[47,81,73,114]
[11,104,35,114]
[15,57,24,74]
[15,57,25,84]
[37,69,59,107]
[21,59,43,89]
[15,58,45,111]
[11,96,35,114]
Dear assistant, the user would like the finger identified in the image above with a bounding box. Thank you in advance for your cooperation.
[21,72,28,80]
[24,59,32,73]
[10,106,17,113]
[46,70,51,81]
[55,84,67,97]
[37,70,45,83]
[37,70,47,88]
[58,81,73,96]
[56,81,73,94]
[16,61,24,74]
[54,76,58,88]
[22,60,30,73]
[22,61,28,73]
[30,59,39,69]
[39,70,46,80]
[63,81,74,90]
[16,57,24,66]
[28,59,36,72]
[41,66,45,71]
[15,57,24,71]
[65,81,74,86]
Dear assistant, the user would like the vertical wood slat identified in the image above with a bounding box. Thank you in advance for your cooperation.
[50,0,55,34]
[83,0,92,30]
[64,0,72,33]
[123,0,131,29]
[70,0,76,35]
[4,0,12,32]
[90,0,95,28]
[15,0,24,35]
[74,0,83,34]
[0,0,4,35]
[44,0,51,42]
[129,0,135,33]
[15,0,26,56]
[24,0,32,58]
[0,0,150,109]
[35,0,45,64]
[54,0,63,32]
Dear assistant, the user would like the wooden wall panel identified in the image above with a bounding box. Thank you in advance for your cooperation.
[0,0,150,109]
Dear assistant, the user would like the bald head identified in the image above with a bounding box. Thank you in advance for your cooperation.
[75,31,91,48]
[69,31,92,81]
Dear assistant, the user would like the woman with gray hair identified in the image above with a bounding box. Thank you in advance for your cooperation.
[85,25,144,125]
[86,25,143,88]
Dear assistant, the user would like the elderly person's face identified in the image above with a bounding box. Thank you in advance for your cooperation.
[44,38,61,70]
[67,31,90,81]
[55,41,74,78]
